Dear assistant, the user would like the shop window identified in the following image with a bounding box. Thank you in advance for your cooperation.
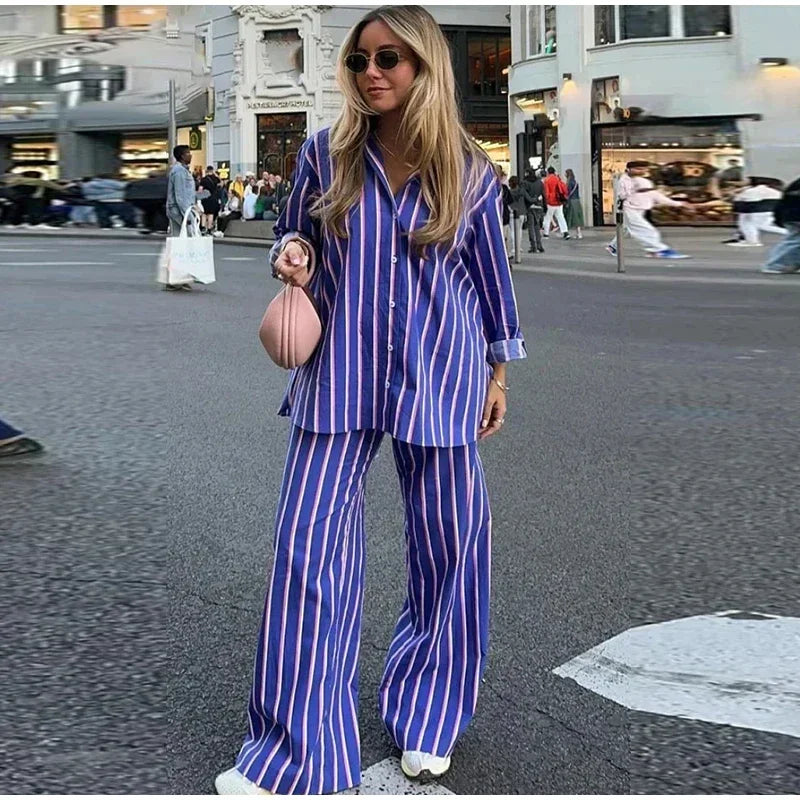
[683,5,731,37]
[59,5,105,32]
[527,6,541,56]
[543,6,557,53]
[597,5,731,45]
[526,6,557,57]
[620,6,670,40]
[10,139,59,179]
[261,30,303,87]
[120,133,169,180]
[116,6,167,29]
[468,33,511,96]
[595,6,616,45]
[595,121,743,226]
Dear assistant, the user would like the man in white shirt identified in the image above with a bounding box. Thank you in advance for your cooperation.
[606,162,689,259]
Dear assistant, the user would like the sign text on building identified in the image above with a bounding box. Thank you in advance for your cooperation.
[246,100,314,110]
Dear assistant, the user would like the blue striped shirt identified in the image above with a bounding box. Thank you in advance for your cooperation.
[268,127,526,447]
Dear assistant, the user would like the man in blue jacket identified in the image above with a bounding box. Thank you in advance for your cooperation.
[165,144,199,291]
[166,145,197,236]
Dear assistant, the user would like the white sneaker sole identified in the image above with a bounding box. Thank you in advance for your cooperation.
[400,752,451,781]
[215,767,271,795]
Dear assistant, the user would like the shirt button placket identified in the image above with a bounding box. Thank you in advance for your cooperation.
[386,215,398,393]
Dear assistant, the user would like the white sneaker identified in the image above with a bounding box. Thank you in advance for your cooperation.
[214,767,271,795]
[213,230,224,238]
[400,751,452,780]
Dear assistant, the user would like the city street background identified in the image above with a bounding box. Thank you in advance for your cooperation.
[2,234,798,793]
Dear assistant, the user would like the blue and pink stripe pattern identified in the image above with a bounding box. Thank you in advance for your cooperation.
[268,127,526,447]
[235,425,491,794]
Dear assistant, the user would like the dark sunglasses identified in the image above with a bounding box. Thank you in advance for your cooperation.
[345,49,407,73]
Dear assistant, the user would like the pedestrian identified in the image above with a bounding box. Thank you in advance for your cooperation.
[542,166,570,239]
[606,162,689,259]
[507,175,526,257]
[0,416,44,459]
[496,165,513,254]
[214,5,525,795]
[241,185,258,220]
[273,173,287,207]
[253,184,278,220]
[82,174,136,228]
[165,144,198,290]
[522,168,545,253]
[231,174,245,199]
[216,191,242,236]
[725,177,786,247]
[762,174,800,274]
[244,174,257,196]
[199,165,221,235]
[563,168,584,239]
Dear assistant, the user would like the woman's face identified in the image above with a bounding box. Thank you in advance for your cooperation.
[354,20,418,116]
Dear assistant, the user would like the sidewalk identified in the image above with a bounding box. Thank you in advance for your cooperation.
[0,225,273,249]
[512,227,800,286]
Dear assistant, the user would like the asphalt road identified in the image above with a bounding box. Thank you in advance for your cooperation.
[1,235,798,794]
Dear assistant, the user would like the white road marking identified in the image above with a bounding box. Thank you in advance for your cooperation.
[223,256,256,261]
[1,261,113,266]
[554,610,800,738]
[342,757,453,795]
[735,356,755,360]
[0,248,58,252]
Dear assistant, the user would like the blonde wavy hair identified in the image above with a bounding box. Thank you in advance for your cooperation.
[310,5,491,253]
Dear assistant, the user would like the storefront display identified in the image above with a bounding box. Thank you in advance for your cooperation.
[468,121,510,177]
[594,120,745,225]
[119,134,169,179]
[10,139,59,179]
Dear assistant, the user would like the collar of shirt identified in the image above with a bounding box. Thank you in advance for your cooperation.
[364,131,421,210]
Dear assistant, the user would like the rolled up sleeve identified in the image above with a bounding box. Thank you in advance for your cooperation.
[466,171,527,364]
[268,135,322,274]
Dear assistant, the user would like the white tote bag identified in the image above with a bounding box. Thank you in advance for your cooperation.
[156,207,216,285]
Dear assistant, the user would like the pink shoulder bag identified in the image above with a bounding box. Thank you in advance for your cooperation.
[258,246,322,369]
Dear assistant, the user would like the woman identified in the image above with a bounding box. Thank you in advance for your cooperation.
[215,6,525,795]
[230,174,245,200]
[564,168,584,239]
[216,186,242,236]
[200,166,221,235]
[254,184,278,221]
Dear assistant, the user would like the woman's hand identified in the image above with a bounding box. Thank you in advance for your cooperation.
[478,378,507,441]
[273,240,311,287]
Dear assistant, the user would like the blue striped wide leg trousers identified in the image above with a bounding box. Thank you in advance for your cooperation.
[234,425,491,794]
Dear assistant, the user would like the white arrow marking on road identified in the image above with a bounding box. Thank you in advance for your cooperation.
[341,757,453,795]
[554,611,800,738]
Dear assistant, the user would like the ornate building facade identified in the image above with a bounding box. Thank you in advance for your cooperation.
[213,4,512,179]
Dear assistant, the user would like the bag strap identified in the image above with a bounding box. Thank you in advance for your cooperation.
[180,205,200,238]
